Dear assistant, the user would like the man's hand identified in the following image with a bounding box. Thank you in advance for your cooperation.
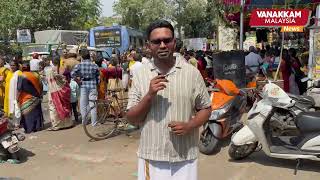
[147,75,168,96]
[168,121,193,136]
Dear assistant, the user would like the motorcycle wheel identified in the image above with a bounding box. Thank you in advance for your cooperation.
[10,151,21,161]
[0,146,9,161]
[199,125,221,155]
[228,142,258,160]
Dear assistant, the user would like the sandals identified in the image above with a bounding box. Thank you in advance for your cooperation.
[47,127,60,131]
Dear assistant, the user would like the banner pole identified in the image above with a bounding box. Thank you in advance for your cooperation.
[274,31,285,81]
[240,0,244,50]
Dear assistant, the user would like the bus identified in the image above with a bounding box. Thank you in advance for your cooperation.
[89,25,145,55]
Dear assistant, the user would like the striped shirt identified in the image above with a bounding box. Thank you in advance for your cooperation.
[127,57,211,162]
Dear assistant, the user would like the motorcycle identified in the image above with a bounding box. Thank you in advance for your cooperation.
[0,116,25,161]
[303,77,320,110]
[199,79,247,155]
[229,81,320,174]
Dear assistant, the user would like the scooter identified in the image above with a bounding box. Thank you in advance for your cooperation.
[229,81,320,174]
[0,116,25,161]
[304,77,320,110]
[199,79,247,155]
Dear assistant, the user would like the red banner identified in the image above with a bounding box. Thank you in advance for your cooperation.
[249,9,311,27]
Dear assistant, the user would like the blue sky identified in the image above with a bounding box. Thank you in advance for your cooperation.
[101,0,116,17]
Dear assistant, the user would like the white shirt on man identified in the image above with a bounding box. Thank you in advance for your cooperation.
[141,57,150,64]
[129,61,143,77]
[245,52,263,74]
[30,58,42,71]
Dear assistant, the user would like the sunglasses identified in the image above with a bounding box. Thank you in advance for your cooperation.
[150,38,174,45]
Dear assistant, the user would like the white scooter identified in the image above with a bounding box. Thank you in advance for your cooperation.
[229,81,320,174]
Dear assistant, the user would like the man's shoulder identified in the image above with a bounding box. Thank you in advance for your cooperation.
[181,60,199,72]
[133,63,150,77]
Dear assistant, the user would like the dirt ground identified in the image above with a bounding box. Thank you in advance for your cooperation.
[1,98,320,180]
[1,124,320,180]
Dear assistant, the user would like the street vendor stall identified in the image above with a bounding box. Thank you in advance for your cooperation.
[245,8,312,91]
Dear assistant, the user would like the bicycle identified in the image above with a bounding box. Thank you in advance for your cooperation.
[82,89,129,140]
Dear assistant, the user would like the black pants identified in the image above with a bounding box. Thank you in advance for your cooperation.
[71,102,79,122]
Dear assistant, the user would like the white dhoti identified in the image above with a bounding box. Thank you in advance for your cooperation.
[138,158,197,180]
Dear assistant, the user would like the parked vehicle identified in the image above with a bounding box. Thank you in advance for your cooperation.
[199,79,247,154]
[0,115,25,161]
[229,81,320,174]
[89,25,145,55]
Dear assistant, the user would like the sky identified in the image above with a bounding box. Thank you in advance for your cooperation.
[100,0,116,17]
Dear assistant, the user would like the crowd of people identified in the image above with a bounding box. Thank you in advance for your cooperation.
[0,40,213,135]
[245,45,308,95]
[0,18,314,179]
[0,41,310,135]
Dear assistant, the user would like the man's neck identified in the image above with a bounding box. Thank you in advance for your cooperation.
[154,57,176,74]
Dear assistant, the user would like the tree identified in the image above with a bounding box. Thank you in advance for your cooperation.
[71,0,102,30]
[0,0,101,41]
[172,0,209,38]
[100,16,121,27]
[113,0,227,38]
[113,0,172,30]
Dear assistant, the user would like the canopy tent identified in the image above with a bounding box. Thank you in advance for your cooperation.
[34,30,88,45]
[221,0,320,81]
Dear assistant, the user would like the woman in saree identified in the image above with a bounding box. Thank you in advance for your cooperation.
[17,62,44,133]
[0,57,10,109]
[96,57,107,100]
[4,61,22,117]
[45,56,73,131]
[104,58,124,117]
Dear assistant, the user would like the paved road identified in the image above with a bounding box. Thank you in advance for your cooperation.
[1,124,320,180]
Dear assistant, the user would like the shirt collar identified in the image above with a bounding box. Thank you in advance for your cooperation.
[148,56,183,74]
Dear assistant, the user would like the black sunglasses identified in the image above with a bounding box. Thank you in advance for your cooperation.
[150,38,174,45]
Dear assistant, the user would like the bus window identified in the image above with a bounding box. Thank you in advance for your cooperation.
[101,51,111,59]
[94,29,121,48]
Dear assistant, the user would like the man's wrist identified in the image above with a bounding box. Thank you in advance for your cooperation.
[187,120,197,130]
[145,93,154,102]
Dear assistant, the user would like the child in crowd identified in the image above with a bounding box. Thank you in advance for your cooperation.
[64,68,80,123]
[70,78,80,122]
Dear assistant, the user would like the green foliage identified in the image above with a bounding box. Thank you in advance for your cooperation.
[100,17,121,27]
[113,0,170,30]
[0,0,101,41]
[114,0,228,38]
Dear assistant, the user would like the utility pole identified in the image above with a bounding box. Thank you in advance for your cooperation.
[240,0,244,50]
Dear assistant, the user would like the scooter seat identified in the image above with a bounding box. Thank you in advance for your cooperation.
[288,94,315,106]
[288,94,315,110]
[296,111,320,133]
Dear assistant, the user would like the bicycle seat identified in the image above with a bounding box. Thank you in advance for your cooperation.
[108,89,123,93]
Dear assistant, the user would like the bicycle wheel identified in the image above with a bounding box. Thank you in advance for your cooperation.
[82,100,119,140]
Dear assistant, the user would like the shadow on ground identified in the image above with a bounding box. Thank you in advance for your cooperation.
[17,148,35,163]
[228,150,320,174]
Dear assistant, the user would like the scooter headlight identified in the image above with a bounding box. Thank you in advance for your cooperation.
[209,101,233,120]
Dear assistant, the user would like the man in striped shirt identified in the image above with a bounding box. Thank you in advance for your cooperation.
[127,20,211,180]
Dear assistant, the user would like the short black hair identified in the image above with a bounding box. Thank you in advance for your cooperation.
[79,48,90,60]
[53,55,60,66]
[146,20,174,40]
